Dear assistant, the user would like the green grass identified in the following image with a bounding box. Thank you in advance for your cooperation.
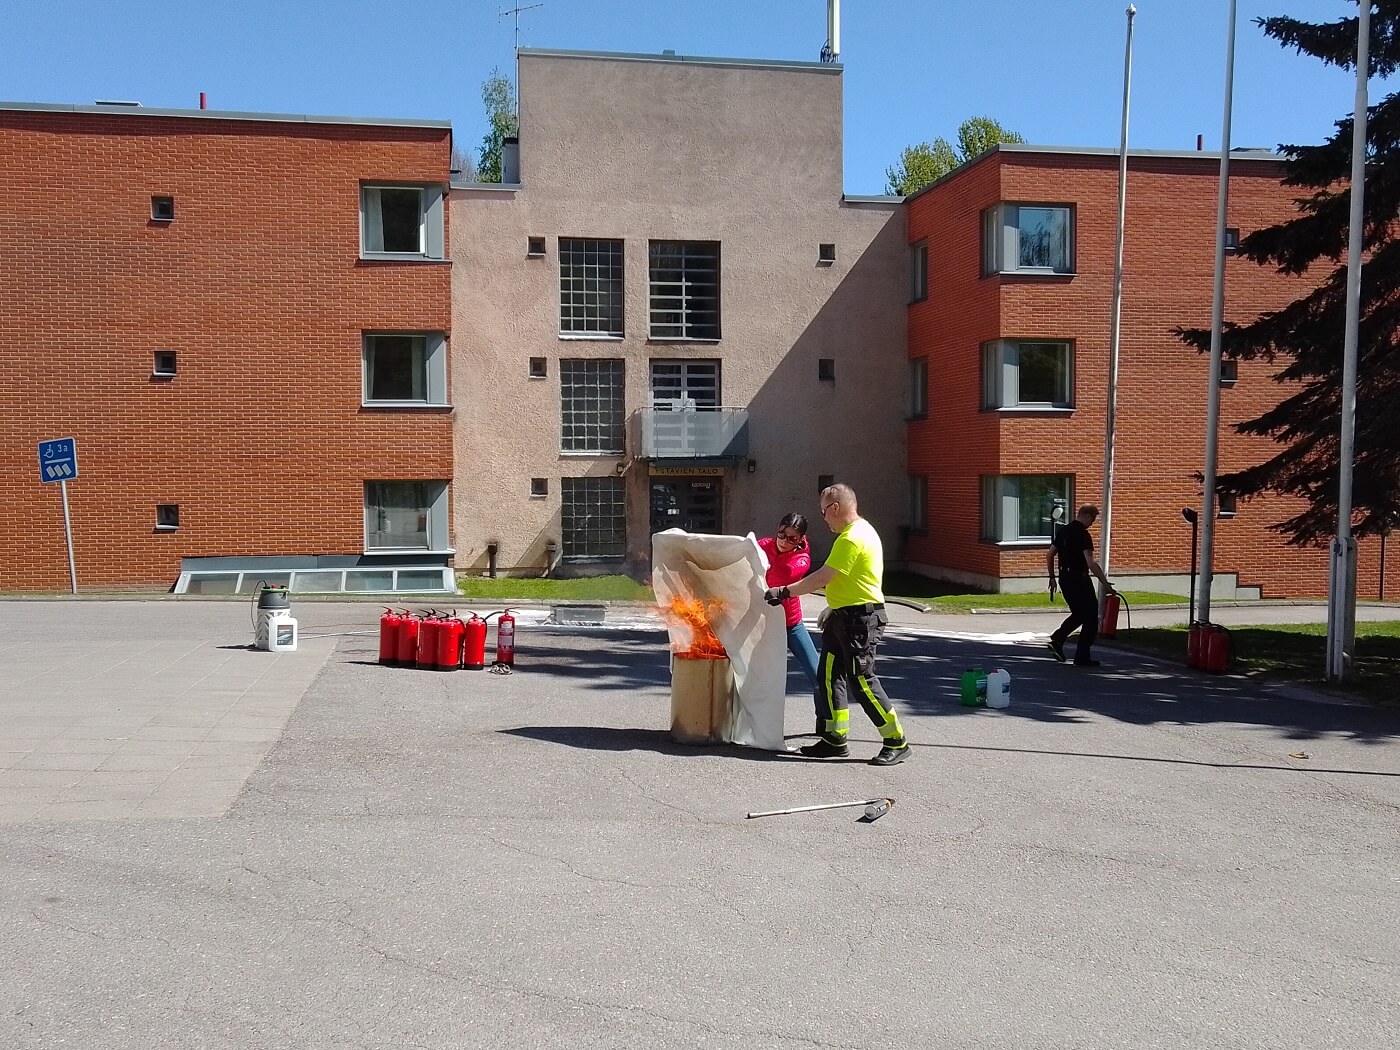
[1113,621,1400,705]
[457,575,654,602]
[880,572,1184,612]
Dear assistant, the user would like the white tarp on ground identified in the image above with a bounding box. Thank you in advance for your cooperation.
[651,529,790,752]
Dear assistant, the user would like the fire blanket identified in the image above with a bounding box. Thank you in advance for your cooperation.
[651,529,789,751]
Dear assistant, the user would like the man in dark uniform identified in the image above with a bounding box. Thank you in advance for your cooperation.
[1046,504,1115,667]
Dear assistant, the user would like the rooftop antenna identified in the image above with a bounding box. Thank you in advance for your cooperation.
[821,0,841,63]
[499,2,543,53]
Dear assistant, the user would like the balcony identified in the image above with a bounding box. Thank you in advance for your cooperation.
[637,406,750,460]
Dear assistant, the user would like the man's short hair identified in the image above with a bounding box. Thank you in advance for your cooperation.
[1078,504,1099,520]
[820,483,857,509]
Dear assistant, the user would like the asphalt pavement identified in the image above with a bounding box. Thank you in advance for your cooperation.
[2,599,1398,1049]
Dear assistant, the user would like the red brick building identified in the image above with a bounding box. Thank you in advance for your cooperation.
[0,103,455,593]
[904,144,1398,599]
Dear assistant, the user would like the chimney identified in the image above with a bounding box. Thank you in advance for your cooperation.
[1197,134,1204,151]
[502,136,520,184]
[199,91,207,110]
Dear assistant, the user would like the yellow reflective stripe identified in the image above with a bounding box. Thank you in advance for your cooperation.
[856,675,905,740]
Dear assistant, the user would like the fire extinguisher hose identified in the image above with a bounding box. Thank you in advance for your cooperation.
[1117,592,1131,632]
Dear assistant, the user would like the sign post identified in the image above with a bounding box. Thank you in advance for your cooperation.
[37,438,79,594]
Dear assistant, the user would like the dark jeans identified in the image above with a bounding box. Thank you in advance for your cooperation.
[1052,573,1100,662]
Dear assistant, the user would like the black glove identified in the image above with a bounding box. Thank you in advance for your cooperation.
[763,586,790,606]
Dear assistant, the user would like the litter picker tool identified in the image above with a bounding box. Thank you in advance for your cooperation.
[746,797,895,821]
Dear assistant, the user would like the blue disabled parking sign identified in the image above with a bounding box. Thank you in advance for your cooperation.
[38,438,78,482]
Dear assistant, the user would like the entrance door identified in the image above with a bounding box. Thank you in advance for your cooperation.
[650,478,722,535]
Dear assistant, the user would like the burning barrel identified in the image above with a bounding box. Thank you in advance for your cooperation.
[664,594,735,745]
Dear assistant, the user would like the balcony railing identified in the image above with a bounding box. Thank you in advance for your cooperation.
[638,407,749,460]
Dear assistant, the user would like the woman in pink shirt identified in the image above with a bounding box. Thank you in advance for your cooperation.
[757,512,818,686]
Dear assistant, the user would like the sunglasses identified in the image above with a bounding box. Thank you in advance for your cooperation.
[776,531,803,543]
[821,502,840,515]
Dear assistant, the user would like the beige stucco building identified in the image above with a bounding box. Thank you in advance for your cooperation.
[451,48,907,576]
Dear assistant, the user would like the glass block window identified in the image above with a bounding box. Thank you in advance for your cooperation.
[560,238,624,336]
[561,477,626,559]
[649,241,721,339]
[560,358,624,453]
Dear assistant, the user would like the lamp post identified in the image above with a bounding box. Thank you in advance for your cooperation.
[1182,507,1200,626]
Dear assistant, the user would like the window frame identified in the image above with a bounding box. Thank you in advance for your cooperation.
[648,240,722,341]
[909,241,928,303]
[362,331,449,407]
[560,358,625,454]
[363,480,451,553]
[982,203,1075,276]
[156,504,180,531]
[980,474,1074,545]
[982,339,1075,411]
[359,183,446,261]
[908,475,927,533]
[908,358,928,420]
[560,476,626,560]
[559,237,625,338]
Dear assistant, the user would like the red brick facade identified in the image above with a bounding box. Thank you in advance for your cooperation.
[906,147,1400,599]
[0,108,453,591]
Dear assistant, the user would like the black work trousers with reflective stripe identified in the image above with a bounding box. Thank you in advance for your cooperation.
[1052,572,1100,662]
[815,605,906,747]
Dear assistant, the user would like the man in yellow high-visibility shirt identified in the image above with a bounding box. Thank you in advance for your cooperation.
[764,483,911,766]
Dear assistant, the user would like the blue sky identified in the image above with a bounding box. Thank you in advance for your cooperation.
[0,1,1371,194]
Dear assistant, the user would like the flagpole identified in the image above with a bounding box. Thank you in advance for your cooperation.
[1326,1,1371,682]
[1197,0,1238,627]
[1101,4,1136,578]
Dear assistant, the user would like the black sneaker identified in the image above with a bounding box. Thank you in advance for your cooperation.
[1047,639,1067,663]
[799,739,850,759]
[870,744,910,767]
[1073,658,1102,668]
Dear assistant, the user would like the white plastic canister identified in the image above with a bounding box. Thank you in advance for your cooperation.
[984,668,1011,708]
[266,611,299,653]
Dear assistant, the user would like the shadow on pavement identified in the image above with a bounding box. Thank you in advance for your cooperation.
[501,725,787,762]
[920,741,1400,778]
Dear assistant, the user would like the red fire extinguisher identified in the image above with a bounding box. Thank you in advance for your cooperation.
[417,610,443,670]
[1098,588,1129,638]
[434,614,465,672]
[462,613,487,670]
[494,609,516,669]
[395,610,420,666]
[379,607,402,666]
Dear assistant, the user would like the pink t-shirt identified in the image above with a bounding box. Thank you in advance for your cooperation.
[757,535,811,628]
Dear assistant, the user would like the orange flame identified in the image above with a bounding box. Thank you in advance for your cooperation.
[661,593,728,659]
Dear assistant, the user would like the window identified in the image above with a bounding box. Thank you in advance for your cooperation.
[151,196,174,222]
[818,243,837,265]
[152,350,177,378]
[363,333,448,405]
[908,359,928,419]
[1220,359,1238,385]
[650,360,719,407]
[156,504,179,530]
[982,204,1074,275]
[364,481,449,551]
[360,184,445,260]
[529,357,548,379]
[910,241,928,302]
[649,241,721,340]
[981,475,1073,543]
[560,358,624,453]
[982,340,1073,409]
[1218,493,1237,517]
[818,474,834,492]
[530,478,548,498]
[528,236,546,257]
[909,476,927,532]
[1224,228,1240,254]
[560,238,624,336]
[818,359,836,382]
[561,477,625,558]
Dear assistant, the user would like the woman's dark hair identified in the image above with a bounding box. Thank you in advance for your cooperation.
[778,512,808,537]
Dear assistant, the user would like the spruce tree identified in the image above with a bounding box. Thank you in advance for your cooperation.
[1178,2,1400,545]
